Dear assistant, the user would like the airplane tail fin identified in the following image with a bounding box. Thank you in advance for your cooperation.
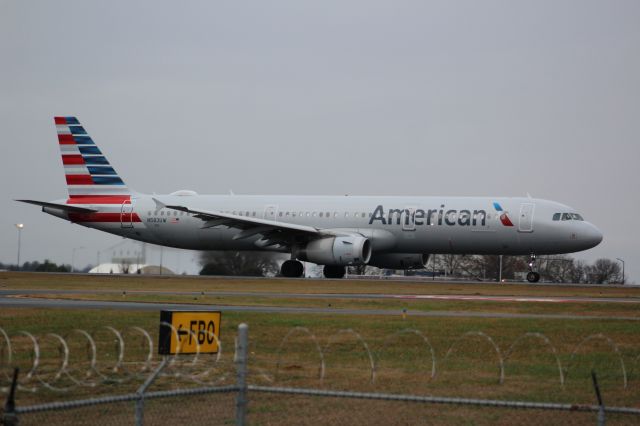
[55,116,133,203]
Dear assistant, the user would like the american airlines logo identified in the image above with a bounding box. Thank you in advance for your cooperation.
[369,205,488,227]
[493,202,514,227]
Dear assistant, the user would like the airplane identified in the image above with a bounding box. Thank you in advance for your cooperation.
[18,117,603,282]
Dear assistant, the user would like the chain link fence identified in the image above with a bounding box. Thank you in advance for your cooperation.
[2,323,640,425]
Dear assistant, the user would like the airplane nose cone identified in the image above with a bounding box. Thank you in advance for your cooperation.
[583,223,603,249]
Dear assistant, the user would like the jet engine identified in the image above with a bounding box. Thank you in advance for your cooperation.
[299,236,372,266]
[368,253,429,269]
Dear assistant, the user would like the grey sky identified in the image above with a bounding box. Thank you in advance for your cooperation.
[1,1,639,279]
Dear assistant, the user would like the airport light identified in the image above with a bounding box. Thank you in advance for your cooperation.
[616,258,625,284]
[14,223,24,271]
[71,246,85,273]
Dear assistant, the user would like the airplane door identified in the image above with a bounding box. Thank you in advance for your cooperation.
[518,203,534,233]
[264,205,278,221]
[121,200,134,228]
[402,207,416,231]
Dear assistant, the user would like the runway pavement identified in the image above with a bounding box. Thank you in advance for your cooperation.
[0,291,638,321]
[1,289,639,304]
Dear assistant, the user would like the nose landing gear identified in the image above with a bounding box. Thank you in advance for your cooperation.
[526,254,541,283]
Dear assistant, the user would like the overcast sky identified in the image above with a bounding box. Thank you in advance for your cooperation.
[1,1,638,280]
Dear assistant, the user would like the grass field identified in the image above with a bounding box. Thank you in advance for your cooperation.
[2,271,640,297]
[1,272,639,424]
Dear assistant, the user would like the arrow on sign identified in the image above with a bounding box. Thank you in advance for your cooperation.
[177,324,188,342]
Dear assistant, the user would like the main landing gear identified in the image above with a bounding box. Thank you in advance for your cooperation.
[526,254,541,283]
[280,259,346,279]
[281,260,304,278]
[323,265,346,279]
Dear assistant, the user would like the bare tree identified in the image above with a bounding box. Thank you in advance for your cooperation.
[439,254,467,277]
[539,255,576,283]
[569,260,587,283]
[199,251,283,276]
[585,258,621,284]
[462,255,527,281]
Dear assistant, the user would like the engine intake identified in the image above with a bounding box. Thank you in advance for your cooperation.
[368,253,429,270]
[299,236,372,266]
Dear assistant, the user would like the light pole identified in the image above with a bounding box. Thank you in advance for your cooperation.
[71,246,85,273]
[14,224,24,271]
[616,258,625,284]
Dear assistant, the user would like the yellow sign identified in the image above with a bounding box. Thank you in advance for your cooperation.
[158,310,221,355]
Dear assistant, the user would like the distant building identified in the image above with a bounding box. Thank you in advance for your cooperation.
[89,263,174,275]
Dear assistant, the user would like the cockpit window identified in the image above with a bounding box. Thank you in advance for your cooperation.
[555,212,584,221]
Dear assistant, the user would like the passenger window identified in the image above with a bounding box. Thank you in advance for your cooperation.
[319,212,323,217]
[279,212,283,217]
[326,212,330,217]
[160,211,164,216]
[306,212,310,217]
[361,213,366,218]
[553,213,561,221]
[334,212,338,217]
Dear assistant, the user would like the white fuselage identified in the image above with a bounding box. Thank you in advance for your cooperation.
[46,194,603,256]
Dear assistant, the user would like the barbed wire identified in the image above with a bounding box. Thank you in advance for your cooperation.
[0,325,637,394]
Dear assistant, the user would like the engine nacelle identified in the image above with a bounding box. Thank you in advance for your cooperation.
[368,253,429,270]
[299,236,372,266]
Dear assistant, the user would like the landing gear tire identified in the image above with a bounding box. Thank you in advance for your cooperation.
[526,271,540,283]
[281,260,304,278]
[323,265,346,279]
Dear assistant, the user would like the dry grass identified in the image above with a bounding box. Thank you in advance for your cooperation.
[15,291,640,319]
[1,272,640,424]
[2,271,640,298]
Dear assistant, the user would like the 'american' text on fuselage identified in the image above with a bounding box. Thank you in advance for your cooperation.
[369,205,487,227]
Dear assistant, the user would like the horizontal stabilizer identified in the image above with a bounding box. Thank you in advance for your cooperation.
[16,199,98,214]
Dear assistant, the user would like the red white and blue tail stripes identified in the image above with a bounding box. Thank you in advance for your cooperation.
[55,117,131,204]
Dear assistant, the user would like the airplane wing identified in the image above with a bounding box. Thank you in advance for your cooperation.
[16,200,98,214]
[154,198,324,248]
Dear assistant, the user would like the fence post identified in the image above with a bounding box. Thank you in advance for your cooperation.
[591,370,606,426]
[235,323,249,426]
[135,357,170,426]
[2,368,19,426]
